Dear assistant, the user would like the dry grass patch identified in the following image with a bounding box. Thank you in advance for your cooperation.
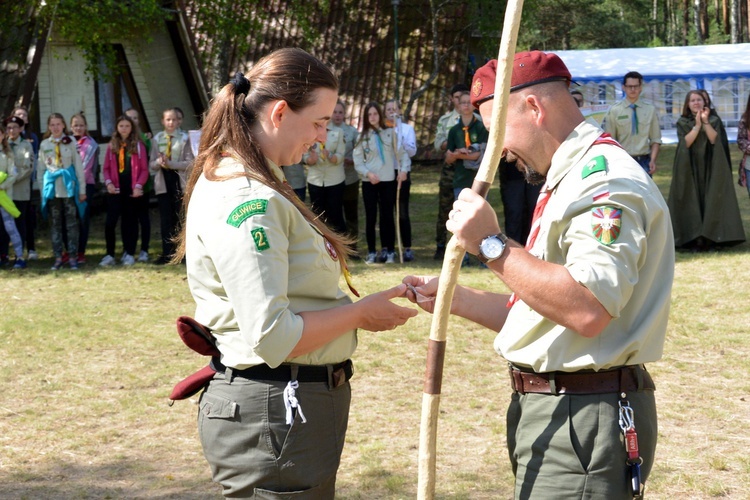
[2,146,750,498]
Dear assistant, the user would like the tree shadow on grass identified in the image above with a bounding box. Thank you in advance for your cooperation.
[0,458,220,499]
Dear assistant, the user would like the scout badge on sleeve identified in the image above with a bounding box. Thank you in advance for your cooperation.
[591,206,622,245]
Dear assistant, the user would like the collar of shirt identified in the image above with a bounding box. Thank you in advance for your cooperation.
[266,157,285,182]
[544,120,603,190]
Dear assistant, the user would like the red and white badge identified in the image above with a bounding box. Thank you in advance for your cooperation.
[324,238,338,261]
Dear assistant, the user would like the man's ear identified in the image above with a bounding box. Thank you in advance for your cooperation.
[526,94,544,125]
[269,100,288,129]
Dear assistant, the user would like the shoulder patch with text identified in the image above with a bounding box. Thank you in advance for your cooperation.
[251,227,271,252]
[227,199,268,228]
[582,155,607,179]
[591,206,622,245]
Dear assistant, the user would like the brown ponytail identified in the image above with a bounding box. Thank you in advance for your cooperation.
[173,48,353,265]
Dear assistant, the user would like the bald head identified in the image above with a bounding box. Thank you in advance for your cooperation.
[476,80,584,179]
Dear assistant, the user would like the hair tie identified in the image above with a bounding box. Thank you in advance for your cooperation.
[231,71,251,96]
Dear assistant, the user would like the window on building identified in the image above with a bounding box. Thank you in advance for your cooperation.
[94,44,150,141]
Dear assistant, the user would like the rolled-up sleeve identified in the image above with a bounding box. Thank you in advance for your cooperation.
[562,187,647,318]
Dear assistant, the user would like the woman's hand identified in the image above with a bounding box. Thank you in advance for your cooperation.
[355,283,418,331]
[132,187,143,198]
[367,172,380,184]
[106,183,117,194]
[307,149,319,164]
[700,107,711,124]
[397,170,408,182]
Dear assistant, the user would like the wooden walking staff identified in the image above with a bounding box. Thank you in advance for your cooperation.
[416,1,525,498]
[394,117,404,263]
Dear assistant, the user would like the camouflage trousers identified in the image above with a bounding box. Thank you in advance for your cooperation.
[49,197,79,258]
[435,162,455,247]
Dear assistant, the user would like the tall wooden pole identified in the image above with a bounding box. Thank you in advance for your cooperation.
[416,1,525,498]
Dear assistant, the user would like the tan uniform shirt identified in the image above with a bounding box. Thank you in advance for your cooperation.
[303,124,346,187]
[7,139,33,201]
[433,109,460,154]
[334,123,359,186]
[353,129,409,182]
[185,157,356,369]
[496,121,674,372]
[38,137,85,197]
[149,130,194,194]
[0,151,16,199]
[604,98,662,156]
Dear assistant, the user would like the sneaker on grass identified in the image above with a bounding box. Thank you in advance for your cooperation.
[100,254,116,267]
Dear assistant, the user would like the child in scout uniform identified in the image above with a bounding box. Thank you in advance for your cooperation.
[150,108,193,264]
[384,99,417,262]
[12,107,40,261]
[70,113,99,264]
[171,48,417,498]
[331,100,360,253]
[445,91,488,200]
[125,108,153,263]
[38,113,86,270]
[0,122,25,268]
[445,91,489,267]
[353,102,410,264]
[303,122,347,234]
[0,116,33,267]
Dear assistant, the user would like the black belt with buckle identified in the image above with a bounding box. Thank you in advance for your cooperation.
[212,358,353,388]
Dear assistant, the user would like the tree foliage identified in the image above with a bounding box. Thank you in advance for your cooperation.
[42,0,169,81]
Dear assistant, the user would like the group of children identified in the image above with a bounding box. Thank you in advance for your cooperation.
[0,106,192,270]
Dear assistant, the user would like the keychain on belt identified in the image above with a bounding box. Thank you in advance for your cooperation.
[619,394,643,499]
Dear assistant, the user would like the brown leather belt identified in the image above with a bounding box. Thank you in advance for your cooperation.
[509,364,655,395]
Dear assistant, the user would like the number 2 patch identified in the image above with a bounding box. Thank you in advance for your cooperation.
[591,206,622,245]
[251,227,270,252]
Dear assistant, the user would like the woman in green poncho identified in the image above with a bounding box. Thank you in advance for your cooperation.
[667,90,745,251]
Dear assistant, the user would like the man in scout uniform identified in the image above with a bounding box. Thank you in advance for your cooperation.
[407,51,674,498]
[603,71,662,176]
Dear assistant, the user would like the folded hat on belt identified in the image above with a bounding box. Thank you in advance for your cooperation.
[169,316,219,403]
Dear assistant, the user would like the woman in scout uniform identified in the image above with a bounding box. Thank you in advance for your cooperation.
[172,48,417,498]
[70,113,99,264]
[149,108,193,264]
[303,121,347,234]
[353,102,410,264]
[99,115,149,267]
[38,113,86,270]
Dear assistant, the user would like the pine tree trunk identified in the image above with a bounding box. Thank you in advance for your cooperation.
[695,0,704,43]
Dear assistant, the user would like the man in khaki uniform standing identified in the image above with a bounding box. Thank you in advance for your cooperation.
[604,71,662,177]
[405,51,674,499]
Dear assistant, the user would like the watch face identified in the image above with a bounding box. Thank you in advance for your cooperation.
[481,236,505,259]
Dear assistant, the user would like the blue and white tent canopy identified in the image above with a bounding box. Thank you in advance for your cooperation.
[553,44,750,143]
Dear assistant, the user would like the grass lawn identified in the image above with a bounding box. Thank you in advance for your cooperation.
[1,144,749,498]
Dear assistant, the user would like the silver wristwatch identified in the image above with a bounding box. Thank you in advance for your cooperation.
[478,233,508,263]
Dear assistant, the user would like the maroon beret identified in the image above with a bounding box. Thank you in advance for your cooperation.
[2,115,25,127]
[471,51,572,108]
